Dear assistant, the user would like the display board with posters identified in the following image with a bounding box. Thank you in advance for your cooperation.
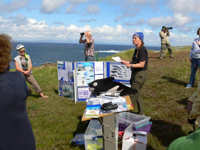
[57,61,131,103]
[74,61,105,102]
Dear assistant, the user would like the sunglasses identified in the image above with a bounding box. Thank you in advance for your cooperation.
[19,50,25,53]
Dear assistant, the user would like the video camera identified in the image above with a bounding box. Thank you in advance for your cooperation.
[80,32,85,36]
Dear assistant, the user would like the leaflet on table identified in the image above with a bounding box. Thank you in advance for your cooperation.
[86,97,126,105]
[86,98,102,110]
[84,109,100,118]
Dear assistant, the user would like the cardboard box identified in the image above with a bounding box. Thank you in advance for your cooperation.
[122,124,147,150]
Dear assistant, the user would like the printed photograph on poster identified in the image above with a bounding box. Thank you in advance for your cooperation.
[68,70,74,83]
[77,87,91,99]
[94,62,104,74]
[76,62,95,86]
[109,62,131,80]
[62,84,74,99]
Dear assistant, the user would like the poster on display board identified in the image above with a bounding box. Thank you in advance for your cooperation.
[74,61,105,102]
[106,62,131,86]
[57,61,74,100]
[57,61,130,103]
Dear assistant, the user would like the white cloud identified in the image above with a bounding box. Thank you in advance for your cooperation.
[78,19,97,23]
[93,25,127,35]
[68,0,90,4]
[123,19,146,26]
[144,29,153,34]
[0,0,29,14]
[124,0,157,5]
[66,4,78,14]
[115,0,158,22]
[0,15,194,46]
[168,0,200,15]
[147,13,192,28]
[40,0,67,14]
[86,5,100,14]
[10,14,29,26]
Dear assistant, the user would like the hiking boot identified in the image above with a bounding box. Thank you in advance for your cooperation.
[158,57,163,59]
[170,55,174,58]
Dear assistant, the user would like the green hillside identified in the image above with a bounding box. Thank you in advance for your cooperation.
[11,45,199,150]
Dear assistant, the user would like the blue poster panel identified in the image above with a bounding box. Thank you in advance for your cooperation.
[57,61,74,100]
[75,62,105,101]
[106,62,131,84]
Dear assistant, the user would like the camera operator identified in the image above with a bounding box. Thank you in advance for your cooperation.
[159,26,173,59]
[79,31,95,61]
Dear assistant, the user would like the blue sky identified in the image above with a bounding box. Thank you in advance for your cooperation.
[0,0,199,46]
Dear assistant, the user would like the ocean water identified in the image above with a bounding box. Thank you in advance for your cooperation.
[10,42,160,69]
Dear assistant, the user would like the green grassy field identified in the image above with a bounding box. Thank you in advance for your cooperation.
[12,46,200,150]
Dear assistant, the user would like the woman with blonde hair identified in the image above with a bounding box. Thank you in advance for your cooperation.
[0,34,36,150]
[14,44,48,98]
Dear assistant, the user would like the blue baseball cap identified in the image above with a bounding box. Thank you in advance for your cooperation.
[133,32,144,41]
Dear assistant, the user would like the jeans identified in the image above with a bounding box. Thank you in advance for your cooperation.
[85,56,95,61]
[188,58,200,86]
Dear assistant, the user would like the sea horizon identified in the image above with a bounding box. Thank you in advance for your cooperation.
[10,42,161,69]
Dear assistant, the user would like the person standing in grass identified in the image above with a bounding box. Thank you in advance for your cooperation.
[159,26,174,59]
[121,32,148,115]
[14,44,49,98]
[79,30,95,61]
[185,28,200,89]
[0,34,36,150]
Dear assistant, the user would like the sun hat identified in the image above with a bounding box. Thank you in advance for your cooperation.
[16,44,25,51]
[133,32,144,41]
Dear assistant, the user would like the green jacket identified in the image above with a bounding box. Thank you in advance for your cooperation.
[167,127,200,150]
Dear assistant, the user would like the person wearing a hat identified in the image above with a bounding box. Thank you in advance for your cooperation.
[14,44,48,98]
[121,32,148,115]
[159,26,173,59]
[79,30,95,61]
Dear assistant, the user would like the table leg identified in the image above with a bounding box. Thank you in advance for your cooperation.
[100,114,118,150]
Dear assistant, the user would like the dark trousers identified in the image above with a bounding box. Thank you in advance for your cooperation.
[130,70,148,115]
